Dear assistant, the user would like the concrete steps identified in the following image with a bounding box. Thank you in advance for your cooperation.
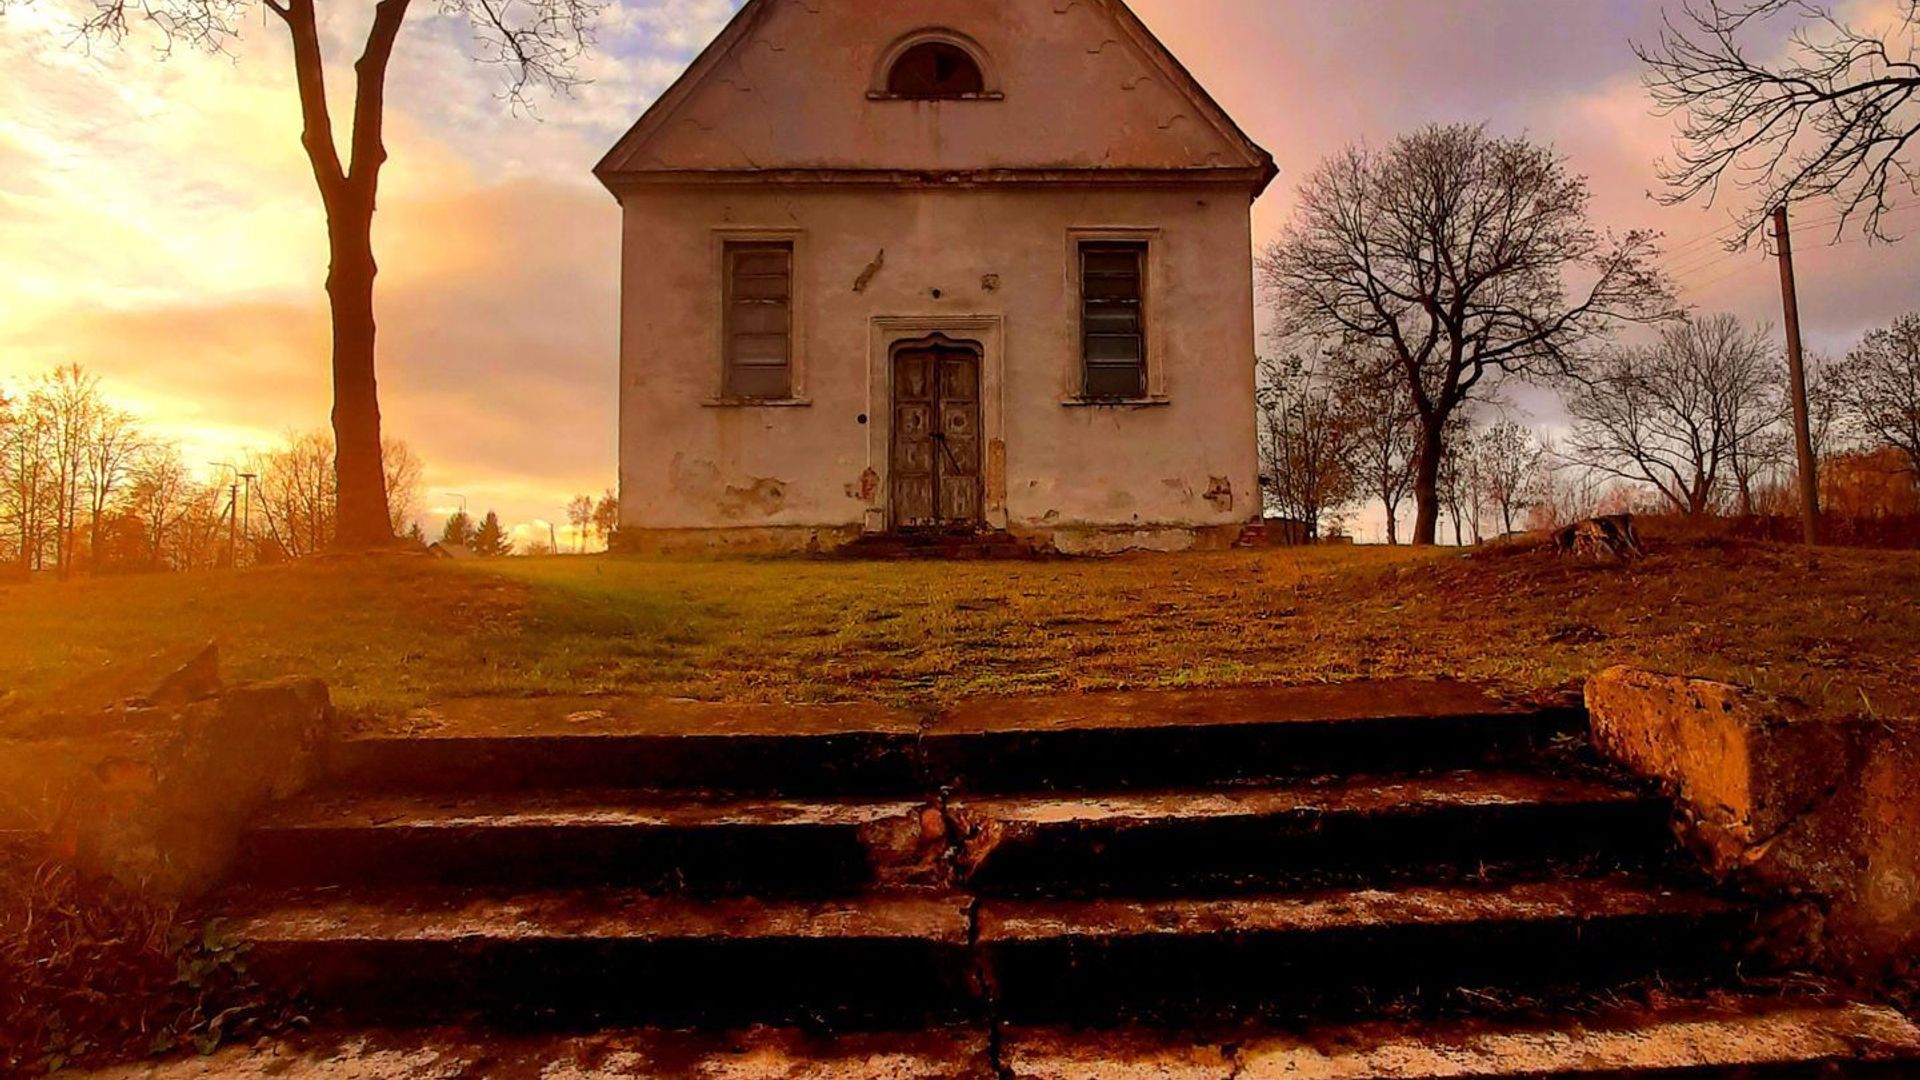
[325,682,1582,794]
[206,684,1920,1074]
[223,876,1745,1026]
[79,1001,1920,1078]
[237,772,1670,893]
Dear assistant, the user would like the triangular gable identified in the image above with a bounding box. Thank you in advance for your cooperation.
[595,0,1276,196]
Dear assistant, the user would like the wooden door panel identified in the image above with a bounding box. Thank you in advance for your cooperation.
[891,342,982,530]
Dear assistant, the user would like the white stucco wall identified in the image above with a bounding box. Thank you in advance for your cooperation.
[615,181,1261,547]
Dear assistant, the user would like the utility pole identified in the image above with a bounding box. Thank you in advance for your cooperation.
[226,482,239,566]
[239,472,257,558]
[212,462,240,568]
[1772,206,1821,545]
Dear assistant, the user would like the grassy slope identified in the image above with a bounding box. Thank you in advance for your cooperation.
[2,535,1916,735]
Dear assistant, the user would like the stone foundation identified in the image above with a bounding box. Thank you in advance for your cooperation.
[610,522,1251,557]
[1586,665,1920,980]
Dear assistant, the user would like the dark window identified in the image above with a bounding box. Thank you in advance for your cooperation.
[1080,241,1147,399]
[724,241,793,399]
[886,42,986,98]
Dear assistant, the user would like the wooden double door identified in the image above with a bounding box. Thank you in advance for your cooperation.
[890,338,983,530]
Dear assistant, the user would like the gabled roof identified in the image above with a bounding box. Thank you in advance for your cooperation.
[595,0,1276,199]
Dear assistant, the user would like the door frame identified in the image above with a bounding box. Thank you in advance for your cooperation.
[866,315,1006,535]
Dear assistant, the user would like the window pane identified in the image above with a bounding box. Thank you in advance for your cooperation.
[1084,250,1142,276]
[732,274,789,302]
[732,250,789,277]
[1083,305,1140,335]
[1084,276,1141,302]
[887,42,985,98]
[730,333,789,365]
[1085,363,1144,399]
[1085,334,1143,363]
[729,303,788,336]
[729,364,791,400]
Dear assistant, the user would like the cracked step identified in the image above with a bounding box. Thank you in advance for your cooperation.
[237,772,1669,896]
[224,877,1748,1028]
[949,771,1674,896]
[223,889,978,1026]
[1003,999,1920,1078]
[327,684,1581,798]
[236,790,950,890]
[978,876,1754,1022]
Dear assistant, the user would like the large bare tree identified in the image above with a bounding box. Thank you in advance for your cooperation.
[1639,0,1920,243]
[1261,125,1675,544]
[1840,311,1920,479]
[1564,315,1784,514]
[1256,353,1355,541]
[9,0,602,548]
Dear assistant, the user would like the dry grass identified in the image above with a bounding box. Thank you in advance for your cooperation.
[1,533,1916,735]
[0,837,278,1076]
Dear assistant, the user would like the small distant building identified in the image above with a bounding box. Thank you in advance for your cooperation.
[426,542,477,561]
[596,0,1275,555]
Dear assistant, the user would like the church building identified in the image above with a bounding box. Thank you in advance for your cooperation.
[596,0,1275,553]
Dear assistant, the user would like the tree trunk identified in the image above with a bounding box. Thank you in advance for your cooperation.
[326,208,392,549]
[1411,421,1444,545]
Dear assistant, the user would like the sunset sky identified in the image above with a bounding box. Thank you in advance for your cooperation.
[3,0,1916,545]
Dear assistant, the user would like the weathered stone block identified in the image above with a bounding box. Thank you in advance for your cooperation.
[45,678,334,900]
[1587,665,1919,979]
[1586,666,1855,871]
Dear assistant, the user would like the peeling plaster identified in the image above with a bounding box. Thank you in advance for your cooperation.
[670,454,790,521]
[1204,476,1234,512]
[846,467,881,504]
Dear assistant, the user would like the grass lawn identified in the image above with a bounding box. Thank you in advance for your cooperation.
[2,532,1916,735]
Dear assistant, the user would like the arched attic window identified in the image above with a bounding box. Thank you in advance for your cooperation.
[888,42,984,98]
[871,31,1001,101]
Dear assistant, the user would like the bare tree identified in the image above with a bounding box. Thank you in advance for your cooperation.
[1335,360,1420,545]
[1260,124,1675,544]
[0,390,15,567]
[566,494,595,554]
[10,0,606,549]
[32,365,103,577]
[1564,315,1782,514]
[84,405,147,571]
[382,437,423,537]
[1436,411,1476,545]
[251,430,338,559]
[1256,354,1355,541]
[591,489,619,548]
[1840,312,1920,480]
[0,389,52,570]
[128,444,193,570]
[1476,419,1545,536]
[1639,0,1920,244]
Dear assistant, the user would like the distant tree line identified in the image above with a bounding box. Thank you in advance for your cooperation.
[1257,307,1920,543]
[0,365,424,576]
